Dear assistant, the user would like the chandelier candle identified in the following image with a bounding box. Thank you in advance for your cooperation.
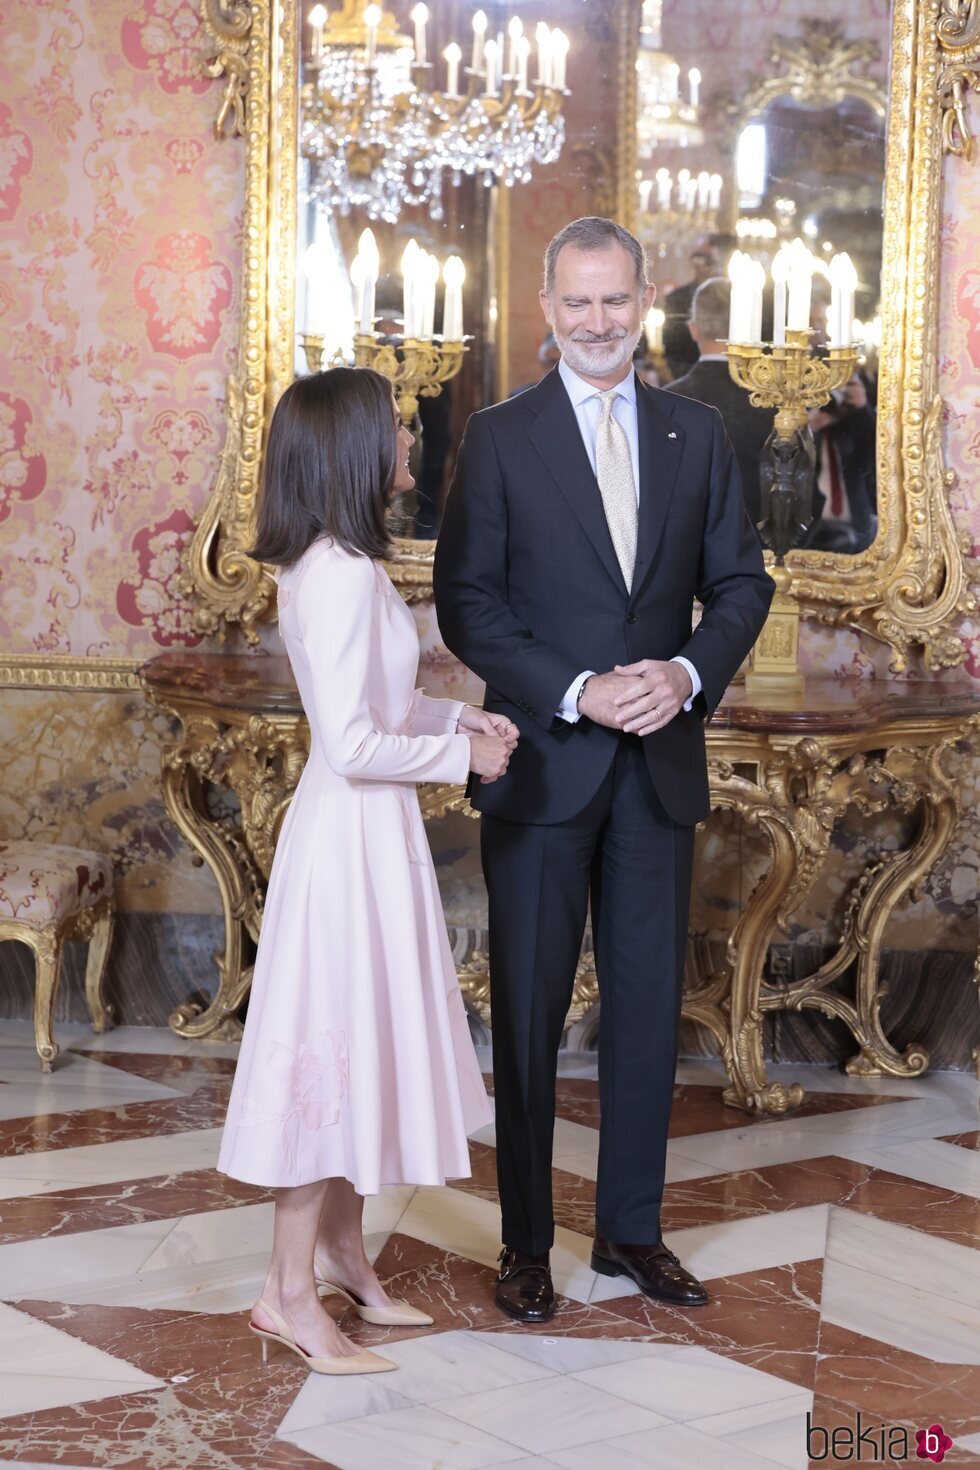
[442,256,465,341]
[444,41,461,97]
[471,9,487,72]
[411,3,428,66]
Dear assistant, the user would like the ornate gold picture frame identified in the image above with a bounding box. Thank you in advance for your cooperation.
[190,0,979,673]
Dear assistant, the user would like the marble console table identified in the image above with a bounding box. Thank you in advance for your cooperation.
[142,652,979,1114]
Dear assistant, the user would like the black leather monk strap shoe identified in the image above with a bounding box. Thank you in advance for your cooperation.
[591,1237,709,1306]
[494,1246,557,1323]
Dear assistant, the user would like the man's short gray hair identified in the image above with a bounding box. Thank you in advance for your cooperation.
[543,217,648,295]
[691,277,731,342]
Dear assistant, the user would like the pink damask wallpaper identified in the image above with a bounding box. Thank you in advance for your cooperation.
[0,0,240,659]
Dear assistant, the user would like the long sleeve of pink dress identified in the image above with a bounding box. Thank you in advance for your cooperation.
[217,539,492,1192]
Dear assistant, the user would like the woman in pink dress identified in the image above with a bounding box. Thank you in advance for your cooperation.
[218,368,510,1375]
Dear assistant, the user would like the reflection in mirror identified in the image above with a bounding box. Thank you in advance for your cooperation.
[289,4,889,556]
[637,16,887,557]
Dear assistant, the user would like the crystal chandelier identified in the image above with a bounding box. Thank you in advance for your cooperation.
[636,0,703,155]
[301,0,570,223]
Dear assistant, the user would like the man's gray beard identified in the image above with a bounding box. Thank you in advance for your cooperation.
[555,325,642,379]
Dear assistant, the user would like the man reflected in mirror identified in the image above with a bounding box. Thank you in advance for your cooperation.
[665,277,775,532]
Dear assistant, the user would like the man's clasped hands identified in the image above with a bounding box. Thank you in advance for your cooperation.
[464,657,694,784]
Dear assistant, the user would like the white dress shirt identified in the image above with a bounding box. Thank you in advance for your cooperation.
[554,358,701,722]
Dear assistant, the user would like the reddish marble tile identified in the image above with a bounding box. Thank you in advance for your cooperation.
[4,1299,339,1469]
[0,1086,233,1159]
[547,1077,913,1136]
[840,1167,980,1252]
[0,1388,339,1469]
[0,1168,268,1246]
[597,1259,824,1389]
[658,1155,980,1253]
[72,1048,239,1091]
[941,1129,980,1150]
[814,1319,980,1435]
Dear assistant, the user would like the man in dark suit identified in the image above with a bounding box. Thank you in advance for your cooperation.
[661,235,722,380]
[434,217,773,1324]
[804,377,877,553]
[666,277,775,530]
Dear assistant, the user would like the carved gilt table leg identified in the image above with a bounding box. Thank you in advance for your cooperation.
[159,721,253,1038]
[841,742,961,1078]
[719,803,807,1116]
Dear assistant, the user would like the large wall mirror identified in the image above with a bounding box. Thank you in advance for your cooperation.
[190,0,975,673]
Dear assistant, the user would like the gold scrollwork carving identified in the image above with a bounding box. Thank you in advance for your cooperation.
[202,0,254,140]
[938,0,980,157]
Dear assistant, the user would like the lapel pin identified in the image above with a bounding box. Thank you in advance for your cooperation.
[667,431,677,439]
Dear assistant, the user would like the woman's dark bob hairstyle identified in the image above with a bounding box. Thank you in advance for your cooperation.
[249,366,398,567]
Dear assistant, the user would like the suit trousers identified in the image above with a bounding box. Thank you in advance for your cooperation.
[481,734,695,1256]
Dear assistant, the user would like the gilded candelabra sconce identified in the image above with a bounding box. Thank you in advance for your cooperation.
[726,240,859,696]
[299,229,469,423]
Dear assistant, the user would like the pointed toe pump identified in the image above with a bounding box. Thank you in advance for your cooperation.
[313,1258,434,1327]
[249,1299,396,1375]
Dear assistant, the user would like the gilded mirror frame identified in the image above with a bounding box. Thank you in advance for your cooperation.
[189,0,979,673]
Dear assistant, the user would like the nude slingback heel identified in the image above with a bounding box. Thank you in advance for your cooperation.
[248,1298,396,1374]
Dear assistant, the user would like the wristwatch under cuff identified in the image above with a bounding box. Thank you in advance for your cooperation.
[575,675,593,713]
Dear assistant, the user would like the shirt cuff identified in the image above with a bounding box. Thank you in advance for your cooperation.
[557,670,596,724]
[670,656,700,712]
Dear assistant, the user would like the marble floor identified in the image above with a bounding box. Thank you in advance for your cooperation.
[0,1023,978,1469]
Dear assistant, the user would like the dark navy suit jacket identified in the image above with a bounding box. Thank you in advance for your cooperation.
[433,366,774,827]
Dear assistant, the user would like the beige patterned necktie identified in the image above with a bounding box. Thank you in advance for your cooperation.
[594,388,638,590]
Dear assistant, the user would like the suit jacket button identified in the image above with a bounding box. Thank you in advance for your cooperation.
[626,613,637,624]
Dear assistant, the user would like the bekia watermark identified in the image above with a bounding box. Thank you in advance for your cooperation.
[807,1412,954,1462]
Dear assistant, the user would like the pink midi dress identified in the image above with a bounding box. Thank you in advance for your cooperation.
[217,538,492,1192]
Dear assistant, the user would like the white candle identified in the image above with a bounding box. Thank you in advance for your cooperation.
[727,250,750,342]
[552,29,569,90]
[837,252,857,344]
[413,249,430,336]
[771,243,792,346]
[516,34,531,92]
[697,171,710,210]
[471,9,487,72]
[444,41,461,98]
[750,260,765,343]
[350,254,365,331]
[507,16,523,77]
[638,179,653,215]
[401,238,420,336]
[420,252,440,338]
[355,227,379,334]
[655,167,672,209]
[786,238,815,331]
[668,61,679,101]
[708,173,722,211]
[644,306,664,351]
[364,3,381,64]
[309,3,326,60]
[442,254,465,340]
[536,22,552,87]
[688,67,700,108]
[303,241,330,335]
[484,39,499,95]
[828,254,843,347]
[411,3,428,66]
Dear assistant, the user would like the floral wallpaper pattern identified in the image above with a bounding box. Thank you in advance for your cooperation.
[0,0,240,660]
